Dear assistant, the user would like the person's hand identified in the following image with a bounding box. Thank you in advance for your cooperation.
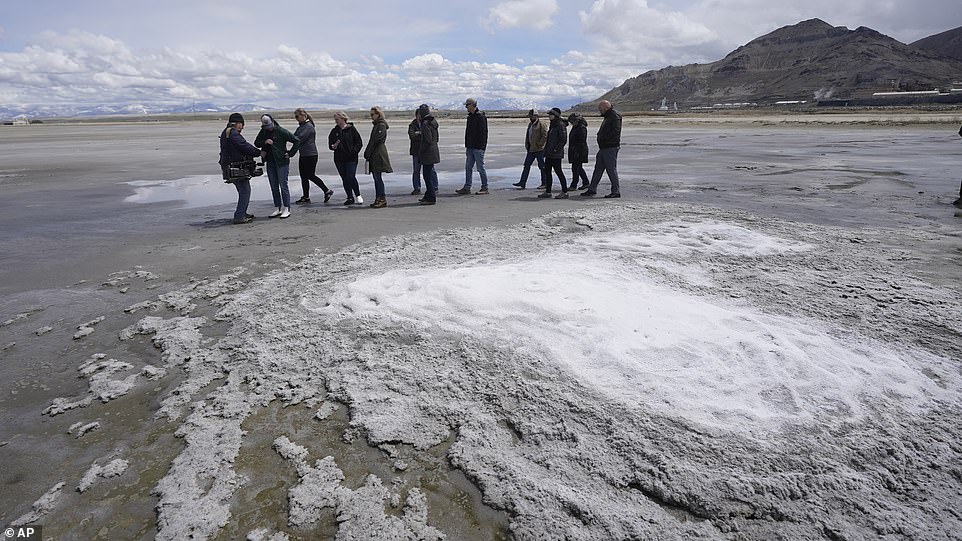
[265,138,273,145]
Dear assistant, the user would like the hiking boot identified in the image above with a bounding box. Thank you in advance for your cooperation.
[604,193,621,199]
[370,198,387,209]
[279,207,291,219]
[232,216,253,224]
[537,192,552,198]
[455,187,471,195]
[245,213,255,219]
[580,191,597,197]
[269,207,283,217]
[295,196,310,204]
[554,192,569,199]
[324,190,334,203]
[476,187,489,195]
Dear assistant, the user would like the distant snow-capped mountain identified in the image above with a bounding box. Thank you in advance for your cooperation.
[0,103,265,120]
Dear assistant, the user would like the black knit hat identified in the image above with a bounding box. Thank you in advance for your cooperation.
[548,107,562,118]
[228,112,245,124]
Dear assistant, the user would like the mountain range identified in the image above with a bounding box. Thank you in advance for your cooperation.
[585,19,962,111]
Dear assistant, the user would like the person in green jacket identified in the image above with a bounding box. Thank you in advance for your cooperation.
[254,114,301,219]
[364,106,393,208]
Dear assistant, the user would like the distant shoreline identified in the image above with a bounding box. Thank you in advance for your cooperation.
[5,107,961,126]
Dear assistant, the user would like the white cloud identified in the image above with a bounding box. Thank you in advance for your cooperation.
[485,0,559,31]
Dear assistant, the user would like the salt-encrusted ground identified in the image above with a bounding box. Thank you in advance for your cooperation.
[105,203,962,539]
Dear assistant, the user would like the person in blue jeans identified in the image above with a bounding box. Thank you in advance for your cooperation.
[218,112,260,224]
[328,112,364,205]
[457,97,489,195]
[364,106,392,208]
[255,114,301,218]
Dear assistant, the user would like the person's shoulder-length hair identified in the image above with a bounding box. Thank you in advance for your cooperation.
[369,106,384,122]
[334,111,350,123]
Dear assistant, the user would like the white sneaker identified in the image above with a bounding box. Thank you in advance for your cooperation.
[269,207,282,218]
[356,195,364,204]
[279,207,291,219]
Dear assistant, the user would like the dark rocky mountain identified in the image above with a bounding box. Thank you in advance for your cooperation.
[911,25,962,61]
[584,19,962,111]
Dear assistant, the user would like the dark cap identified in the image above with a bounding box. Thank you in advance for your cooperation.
[548,107,562,117]
[228,112,245,124]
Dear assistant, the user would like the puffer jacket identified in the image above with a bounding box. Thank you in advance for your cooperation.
[328,123,363,163]
[596,107,622,149]
[419,115,440,165]
[544,117,568,160]
[254,122,300,165]
[364,118,393,174]
[525,118,548,152]
[292,120,319,157]
[567,116,589,164]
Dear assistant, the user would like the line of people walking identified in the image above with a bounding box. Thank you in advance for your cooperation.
[218,100,622,223]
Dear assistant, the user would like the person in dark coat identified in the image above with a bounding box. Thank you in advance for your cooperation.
[218,113,261,224]
[292,108,334,204]
[567,113,590,190]
[328,112,364,205]
[581,100,622,198]
[458,97,489,195]
[254,114,301,218]
[364,106,393,208]
[408,113,422,195]
[417,104,440,205]
[539,108,570,199]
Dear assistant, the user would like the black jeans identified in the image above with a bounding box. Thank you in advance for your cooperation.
[298,155,329,197]
[543,158,568,193]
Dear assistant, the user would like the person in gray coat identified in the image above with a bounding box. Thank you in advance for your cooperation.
[292,108,334,204]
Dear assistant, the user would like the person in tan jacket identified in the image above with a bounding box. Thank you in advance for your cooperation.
[512,109,548,189]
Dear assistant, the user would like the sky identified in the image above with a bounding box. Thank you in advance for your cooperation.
[0,0,959,110]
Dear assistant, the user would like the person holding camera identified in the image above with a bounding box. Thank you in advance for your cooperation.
[219,113,261,224]
[255,114,301,219]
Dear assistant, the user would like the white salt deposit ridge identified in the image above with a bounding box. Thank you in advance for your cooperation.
[318,221,948,432]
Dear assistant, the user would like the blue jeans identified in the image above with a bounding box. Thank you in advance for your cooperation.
[422,163,438,202]
[412,155,422,191]
[233,179,251,221]
[588,147,620,195]
[266,161,291,208]
[335,160,360,198]
[373,171,385,199]
[464,148,488,189]
[519,151,544,187]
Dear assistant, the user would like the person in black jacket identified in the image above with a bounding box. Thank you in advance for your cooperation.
[416,104,440,205]
[218,113,261,224]
[581,100,622,198]
[538,108,569,199]
[458,97,489,195]
[328,112,364,205]
[408,113,422,195]
[567,113,590,190]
